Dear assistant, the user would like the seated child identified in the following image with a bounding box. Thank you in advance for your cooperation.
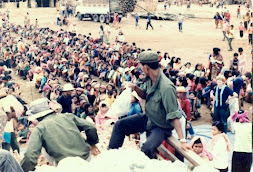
[189,136,213,170]
[17,122,29,143]
[104,91,115,106]
[95,101,110,127]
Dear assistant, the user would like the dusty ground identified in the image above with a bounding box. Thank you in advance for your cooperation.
[6,3,252,125]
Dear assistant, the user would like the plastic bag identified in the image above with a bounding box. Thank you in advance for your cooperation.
[106,88,132,118]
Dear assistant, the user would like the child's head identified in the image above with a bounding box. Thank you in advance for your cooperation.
[216,75,225,87]
[192,138,203,155]
[18,122,25,131]
[233,53,238,58]
[212,121,224,136]
[240,22,242,25]
[29,120,38,133]
[107,90,113,98]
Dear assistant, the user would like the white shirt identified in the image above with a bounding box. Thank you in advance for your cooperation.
[211,136,228,169]
[184,67,194,74]
[234,122,252,153]
[105,25,111,35]
[160,58,171,68]
[194,70,205,77]
[4,119,14,133]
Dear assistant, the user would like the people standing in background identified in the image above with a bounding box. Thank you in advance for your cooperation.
[104,23,111,44]
[35,18,39,28]
[236,6,241,18]
[146,13,153,30]
[135,13,140,29]
[243,12,250,30]
[225,10,231,23]
[222,20,229,41]
[178,13,183,32]
[56,10,61,26]
[99,25,104,43]
[214,12,222,29]
[238,22,245,39]
[226,25,234,51]
[247,23,252,45]
[115,13,120,30]
[6,9,10,20]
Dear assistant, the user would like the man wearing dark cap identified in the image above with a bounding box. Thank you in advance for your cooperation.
[109,51,189,159]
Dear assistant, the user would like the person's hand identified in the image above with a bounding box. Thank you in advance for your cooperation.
[91,145,100,156]
[181,142,192,151]
[126,82,135,90]
[1,139,5,143]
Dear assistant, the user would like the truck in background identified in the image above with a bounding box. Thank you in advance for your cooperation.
[75,0,125,23]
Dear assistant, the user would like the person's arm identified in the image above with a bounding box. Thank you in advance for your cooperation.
[133,85,146,99]
[162,87,191,150]
[72,115,99,146]
[21,128,43,172]
[227,86,238,99]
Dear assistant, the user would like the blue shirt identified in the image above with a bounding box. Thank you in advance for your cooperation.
[128,102,142,116]
[233,76,243,96]
[213,85,234,108]
[147,16,151,22]
[135,15,139,22]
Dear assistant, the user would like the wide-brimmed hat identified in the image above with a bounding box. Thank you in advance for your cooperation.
[130,66,135,71]
[62,83,74,92]
[124,68,130,72]
[176,86,187,93]
[27,98,54,121]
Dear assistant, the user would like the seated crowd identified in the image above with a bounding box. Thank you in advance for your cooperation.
[0,20,252,172]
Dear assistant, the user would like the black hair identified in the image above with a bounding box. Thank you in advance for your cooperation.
[224,71,231,79]
[175,57,181,63]
[212,121,224,133]
[107,90,113,95]
[232,70,240,77]
[186,73,194,80]
[169,77,176,85]
[233,53,238,57]
[178,77,188,87]
[193,138,202,145]
[245,72,252,80]
[185,62,191,66]
[213,48,220,56]
[141,62,159,70]
[101,103,107,108]
[238,47,243,52]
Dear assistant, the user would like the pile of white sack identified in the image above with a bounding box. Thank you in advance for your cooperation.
[35,148,219,172]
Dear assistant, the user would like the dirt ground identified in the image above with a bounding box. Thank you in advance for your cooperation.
[6,3,252,126]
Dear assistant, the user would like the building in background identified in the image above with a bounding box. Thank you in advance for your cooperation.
[0,0,58,8]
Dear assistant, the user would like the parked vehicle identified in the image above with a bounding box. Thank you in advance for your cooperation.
[75,0,124,23]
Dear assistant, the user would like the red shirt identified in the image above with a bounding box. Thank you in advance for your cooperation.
[179,99,191,121]
[226,13,231,20]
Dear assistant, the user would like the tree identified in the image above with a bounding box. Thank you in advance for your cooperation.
[118,0,137,13]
